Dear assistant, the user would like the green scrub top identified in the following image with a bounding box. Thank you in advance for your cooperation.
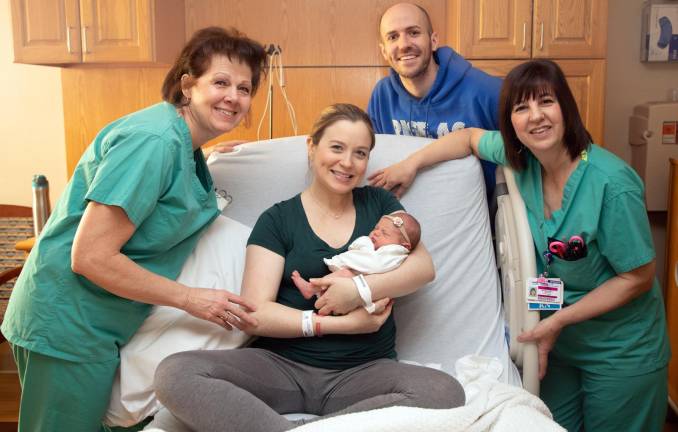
[479,131,669,376]
[1,102,219,362]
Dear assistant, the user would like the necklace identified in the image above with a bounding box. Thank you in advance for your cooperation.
[308,190,348,220]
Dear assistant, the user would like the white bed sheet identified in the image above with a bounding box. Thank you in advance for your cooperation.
[105,134,523,427]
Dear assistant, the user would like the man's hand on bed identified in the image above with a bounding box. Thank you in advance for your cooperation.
[368,159,418,198]
[516,315,563,379]
[183,287,258,330]
[311,276,364,316]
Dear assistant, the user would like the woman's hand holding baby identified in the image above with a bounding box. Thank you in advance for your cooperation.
[311,275,364,316]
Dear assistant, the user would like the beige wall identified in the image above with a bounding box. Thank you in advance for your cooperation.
[0,2,67,207]
[604,0,677,289]
[605,0,678,159]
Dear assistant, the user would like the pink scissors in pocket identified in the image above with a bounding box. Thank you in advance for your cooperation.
[548,235,586,260]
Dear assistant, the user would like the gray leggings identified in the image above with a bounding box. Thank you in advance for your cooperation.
[155,348,465,432]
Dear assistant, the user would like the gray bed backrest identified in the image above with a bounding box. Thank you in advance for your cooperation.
[208,134,518,382]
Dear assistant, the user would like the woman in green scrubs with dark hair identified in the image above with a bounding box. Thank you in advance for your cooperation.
[369,59,670,432]
[1,27,267,432]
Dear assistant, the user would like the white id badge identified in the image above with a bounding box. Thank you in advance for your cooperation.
[526,277,564,311]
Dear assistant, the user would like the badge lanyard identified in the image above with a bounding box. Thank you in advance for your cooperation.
[526,251,564,311]
[526,150,588,311]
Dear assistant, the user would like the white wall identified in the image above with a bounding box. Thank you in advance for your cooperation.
[604,0,678,289]
[0,2,67,207]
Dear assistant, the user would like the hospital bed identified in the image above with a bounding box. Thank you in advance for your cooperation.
[104,135,560,431]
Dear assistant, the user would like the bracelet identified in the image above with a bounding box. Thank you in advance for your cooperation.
[352,274,376,314]
[315,315,323,337]
[301,310,315,337]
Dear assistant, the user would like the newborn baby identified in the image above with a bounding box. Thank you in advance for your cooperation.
[292,212,421,300]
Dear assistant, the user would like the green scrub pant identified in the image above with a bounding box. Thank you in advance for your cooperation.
[541,362,667,432]
[11,344,119,432]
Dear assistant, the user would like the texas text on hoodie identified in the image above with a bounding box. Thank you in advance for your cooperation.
[368,46,501,197]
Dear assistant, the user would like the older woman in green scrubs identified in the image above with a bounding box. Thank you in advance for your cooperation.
[1,27,267,432]
[369,59,670,432]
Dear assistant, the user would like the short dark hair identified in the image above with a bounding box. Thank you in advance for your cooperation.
[309,104,376,150]
[498,59,592,170]
[378,3,433,39]
[162,27,267,107]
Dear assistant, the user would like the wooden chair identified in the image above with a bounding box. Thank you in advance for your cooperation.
[0,205,32,345]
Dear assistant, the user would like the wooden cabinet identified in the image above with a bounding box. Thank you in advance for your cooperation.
[667,158,678,409]
[58,0,610,176]
[450,0,609,145]
[448,0,607,59]
[10,0,185,65]
[447,0,532,59]
[533,0,607,58]
[185,0,446,67]
[10,0,80,64]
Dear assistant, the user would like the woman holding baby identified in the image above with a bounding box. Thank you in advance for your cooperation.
[155,103,465,432]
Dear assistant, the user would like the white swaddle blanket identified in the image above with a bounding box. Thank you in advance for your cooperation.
[323,236,409,273]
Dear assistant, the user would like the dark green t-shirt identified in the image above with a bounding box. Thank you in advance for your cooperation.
[248,186,404,370]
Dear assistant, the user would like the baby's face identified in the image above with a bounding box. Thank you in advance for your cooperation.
[369,218,405,249]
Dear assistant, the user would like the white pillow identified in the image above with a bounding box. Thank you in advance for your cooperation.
[104,215,252,427]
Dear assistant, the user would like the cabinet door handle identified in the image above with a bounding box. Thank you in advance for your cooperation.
[82,26,90,54]
[522,22,527,50]
[539,22,544,50]
[66,26,73,54]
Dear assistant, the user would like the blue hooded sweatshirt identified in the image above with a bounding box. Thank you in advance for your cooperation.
[368,46,501,198]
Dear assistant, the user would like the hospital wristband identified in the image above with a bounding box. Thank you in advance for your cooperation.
[301,310,315,337]
[353,274,376,314]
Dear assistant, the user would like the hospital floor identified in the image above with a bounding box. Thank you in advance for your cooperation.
[0,340,676,432]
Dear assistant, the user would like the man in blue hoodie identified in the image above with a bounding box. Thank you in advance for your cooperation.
[368,2,501,200]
